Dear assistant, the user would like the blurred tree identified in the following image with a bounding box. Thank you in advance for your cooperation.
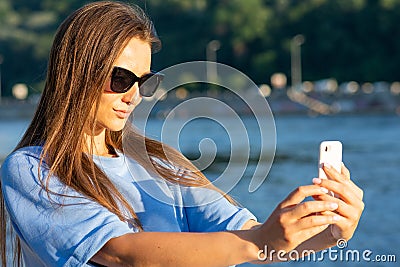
[145,0,215,72]
[0,0,400,97]
[0,0,92,96]
[279,0,400,83]
[212,0,273,77]
[0,0,54,95]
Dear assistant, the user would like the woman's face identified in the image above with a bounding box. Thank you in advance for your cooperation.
[95,37,152,133]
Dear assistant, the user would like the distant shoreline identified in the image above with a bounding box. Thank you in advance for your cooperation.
[1,91,399,120]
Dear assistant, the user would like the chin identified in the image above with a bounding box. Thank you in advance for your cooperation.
[108,120,128,132]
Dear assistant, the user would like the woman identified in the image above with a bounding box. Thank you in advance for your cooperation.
[0,1,364,266]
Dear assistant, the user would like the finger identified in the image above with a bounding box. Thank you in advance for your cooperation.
[313,188,365,226]
[335,178,363,201]
[323,163,347,182]
[279,185,332,208]
[289,200,339,219]
[322,164,363,200]
[341,162,351,180]
[297,213,341,231]
[313,191,340,203]
[315,178,363,203]
[339,164,363,200]
[317,209,338,217]
[292,224,331,247]
[326,163,363,197]
[313,194,363,220]
[314,178,357,203]
[316,181,363,206]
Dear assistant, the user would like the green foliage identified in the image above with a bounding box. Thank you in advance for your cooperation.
[214,0,272,43]
[0,0,399,96]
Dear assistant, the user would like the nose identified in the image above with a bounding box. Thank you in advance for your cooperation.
[122,83,142,105]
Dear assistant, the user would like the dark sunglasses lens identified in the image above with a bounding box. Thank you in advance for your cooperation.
[111,68,136,93]
[139,73,164,97]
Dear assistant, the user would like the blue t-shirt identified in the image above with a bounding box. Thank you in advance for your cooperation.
[1,146,256,266]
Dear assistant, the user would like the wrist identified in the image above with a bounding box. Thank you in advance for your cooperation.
[233,228,265,263]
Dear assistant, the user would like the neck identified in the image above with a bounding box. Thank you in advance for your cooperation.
[83,129,117,157]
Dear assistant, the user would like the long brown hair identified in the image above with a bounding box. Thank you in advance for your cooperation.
[0,1,235,266]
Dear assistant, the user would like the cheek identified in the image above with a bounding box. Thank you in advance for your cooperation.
[98,95,115,115]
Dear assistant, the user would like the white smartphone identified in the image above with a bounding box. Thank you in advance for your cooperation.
[318,141,343,179]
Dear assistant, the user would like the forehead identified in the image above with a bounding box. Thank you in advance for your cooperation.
[113,37,152,76]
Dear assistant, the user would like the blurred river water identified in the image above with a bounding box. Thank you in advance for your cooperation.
[0,114,399,266]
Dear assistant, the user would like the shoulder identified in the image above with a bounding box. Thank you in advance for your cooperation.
[2,146,43,168]
[1,146,46,182]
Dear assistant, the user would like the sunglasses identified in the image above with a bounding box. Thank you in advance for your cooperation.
[110,66,164,97]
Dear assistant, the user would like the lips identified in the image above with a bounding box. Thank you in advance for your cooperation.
[113,108,132,119]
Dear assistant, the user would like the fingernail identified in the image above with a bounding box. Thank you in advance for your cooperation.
[313,178,322,184]
[333,215,341,221]
[320,187,329,194]
[324,163,332,168]
[330,202,339,209]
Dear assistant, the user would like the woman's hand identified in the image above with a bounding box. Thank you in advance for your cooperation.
[252,184,342,254]
[313,163,364,241]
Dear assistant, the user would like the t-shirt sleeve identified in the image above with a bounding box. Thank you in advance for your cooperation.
[0,149,134,267]
[181,186,257,232]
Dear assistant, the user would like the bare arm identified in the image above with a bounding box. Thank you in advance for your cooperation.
[91,230,260,267]
[91,184,340,267]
